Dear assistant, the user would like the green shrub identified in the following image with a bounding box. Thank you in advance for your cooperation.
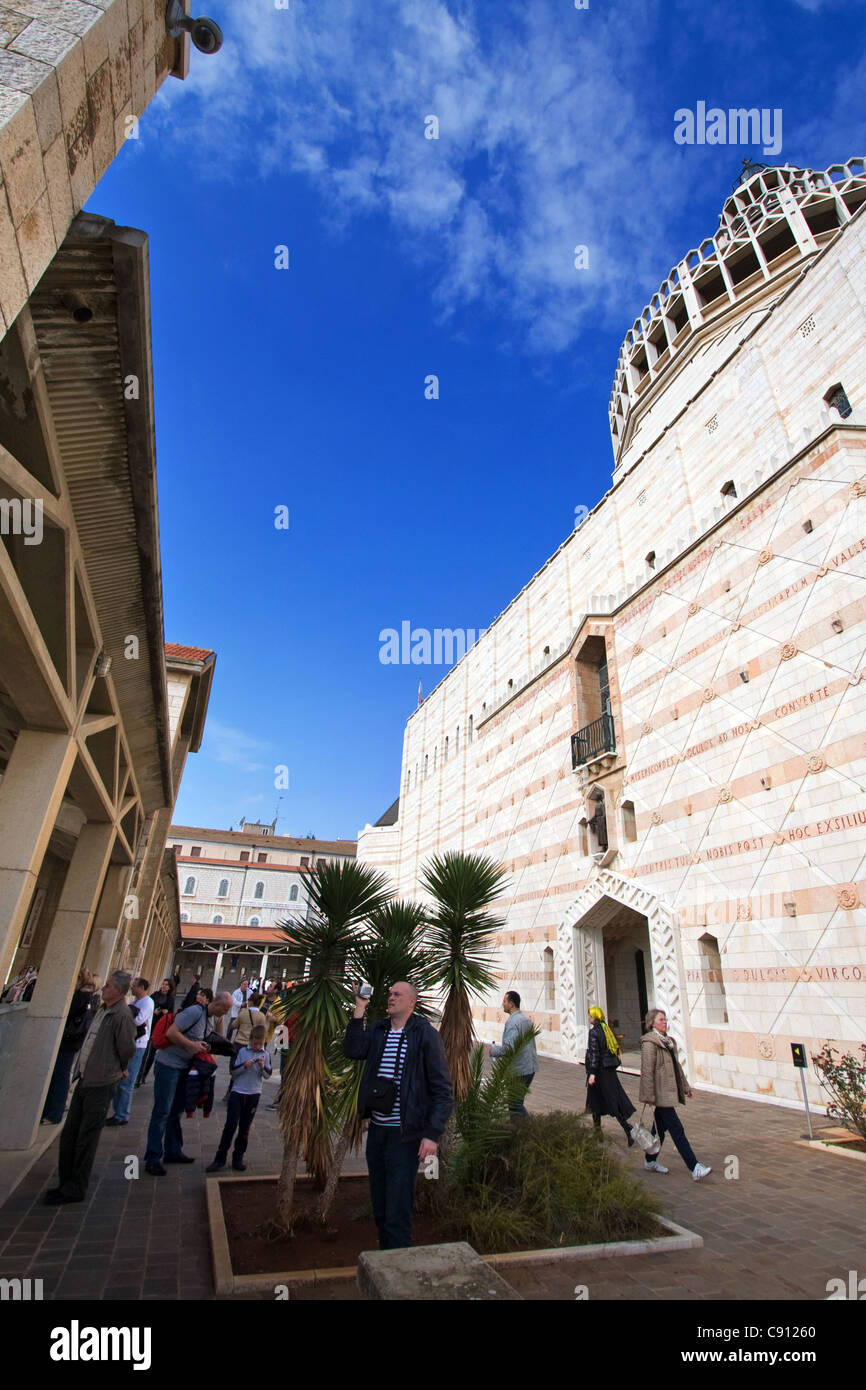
[441,1108,662,1253]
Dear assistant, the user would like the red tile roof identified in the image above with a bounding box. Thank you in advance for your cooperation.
[180,924,288,944]
[170,826,356,853]
[165,643,215,661]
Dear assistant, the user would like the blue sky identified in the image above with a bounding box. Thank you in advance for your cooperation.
[85,0,866,841]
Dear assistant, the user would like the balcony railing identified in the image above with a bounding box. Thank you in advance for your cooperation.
[571,712,616,769]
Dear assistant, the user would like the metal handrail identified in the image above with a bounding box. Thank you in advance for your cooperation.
[571,712,616,768]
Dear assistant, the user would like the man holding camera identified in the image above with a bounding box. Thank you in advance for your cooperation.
[344,981,453,1251]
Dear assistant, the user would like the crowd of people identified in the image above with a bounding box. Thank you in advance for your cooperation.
[28,967,711,1244]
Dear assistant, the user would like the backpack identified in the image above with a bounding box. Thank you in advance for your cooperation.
[151,1002,206,1050]
[150,1010,177,1050]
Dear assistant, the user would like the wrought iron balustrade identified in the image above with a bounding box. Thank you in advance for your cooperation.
[571,712,616,769]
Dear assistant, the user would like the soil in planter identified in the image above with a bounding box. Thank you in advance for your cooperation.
[222,1176,449,1276]
[221,1175,665,1277]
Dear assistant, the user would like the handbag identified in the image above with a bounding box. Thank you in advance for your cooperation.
[369,1031,406,1115]
[630,1105,659,1153]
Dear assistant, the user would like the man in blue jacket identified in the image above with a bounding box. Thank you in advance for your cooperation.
[344,981,453,1250]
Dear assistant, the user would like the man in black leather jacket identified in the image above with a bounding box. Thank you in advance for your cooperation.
[344,981,453,1249]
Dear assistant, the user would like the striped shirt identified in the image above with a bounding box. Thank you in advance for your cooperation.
[371,1027,407,1127]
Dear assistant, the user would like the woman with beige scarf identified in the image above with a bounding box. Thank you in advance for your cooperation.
[639,1007,711,1181]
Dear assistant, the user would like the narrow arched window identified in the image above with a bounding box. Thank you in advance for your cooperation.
[249,916,260,926]
[289,885,299,901]
[217,878,229,898]
[213,914,223,925]
[183,876,196,895]
[254,881,264,899]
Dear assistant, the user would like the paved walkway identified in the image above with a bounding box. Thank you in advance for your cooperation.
[0,1055,861,1300]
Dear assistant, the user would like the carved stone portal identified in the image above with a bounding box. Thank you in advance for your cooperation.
[556,868,689,1065]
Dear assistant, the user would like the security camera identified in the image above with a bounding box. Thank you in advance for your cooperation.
[189,16,222,53]
[165,1,223,55]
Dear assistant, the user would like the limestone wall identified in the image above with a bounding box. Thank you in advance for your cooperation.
[364,203,866,1105]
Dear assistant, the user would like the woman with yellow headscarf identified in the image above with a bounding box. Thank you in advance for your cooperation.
[585,1005,637,1143]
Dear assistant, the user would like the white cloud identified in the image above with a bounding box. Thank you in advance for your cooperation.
[204,720,271,772]
[146,2,697,350]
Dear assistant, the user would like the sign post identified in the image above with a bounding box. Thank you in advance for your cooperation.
[791,1043,813,1139]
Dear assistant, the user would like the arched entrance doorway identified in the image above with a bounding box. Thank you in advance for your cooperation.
[556,868,689,1064]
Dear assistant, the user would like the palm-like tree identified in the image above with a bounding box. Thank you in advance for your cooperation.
[420,851,509,1102]
[271,859,391,1231]
[349,900,432,1021]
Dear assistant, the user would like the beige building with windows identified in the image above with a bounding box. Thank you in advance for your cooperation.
[360,159,866,1109]
[168,822,356,998]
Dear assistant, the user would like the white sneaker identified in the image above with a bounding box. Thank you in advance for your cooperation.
[644,1159,669,1174]
[692,1162,712,1181]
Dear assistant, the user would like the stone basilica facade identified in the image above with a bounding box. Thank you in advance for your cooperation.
[359,159,866,1108]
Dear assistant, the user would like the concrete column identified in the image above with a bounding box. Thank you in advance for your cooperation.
[0,822,115,1149]
[83,864,131,982]
[260,949,269,987]
[0,732,77,988]
[211,946,224,995]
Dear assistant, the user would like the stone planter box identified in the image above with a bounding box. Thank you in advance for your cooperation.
[207,1173,703,1298]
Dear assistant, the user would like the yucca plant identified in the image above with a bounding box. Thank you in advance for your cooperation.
[271,859,391,1232]
[450,1030,540,1191]
[349,900,432,1021]
[420,851,509,1101]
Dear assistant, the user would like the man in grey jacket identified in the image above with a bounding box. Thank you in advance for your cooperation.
[45,971,136,1205]
[488,991,538,1116]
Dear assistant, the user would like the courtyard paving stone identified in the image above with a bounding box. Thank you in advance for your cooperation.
[0,1054,862,1301]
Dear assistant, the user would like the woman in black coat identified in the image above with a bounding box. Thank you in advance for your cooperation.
[41,971,95,1123]
[585,1005,636,1143]
[135,978,176,1087]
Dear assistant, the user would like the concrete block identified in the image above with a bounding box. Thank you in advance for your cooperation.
[0,183,28,325]
[9,1,102,35]
[66,127,90,206]
[0,7,31,46]
[80,1,109,74]
[0,82,28,124]
[357,1243,522,1301]
[54,30,87,144]
[41,127,71,238]
[0,95,44,225]
[9,17,78,64]
[85,55,111,177]
[30,65,61,149]
[16,182,55,288]
[105,0,129,110]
